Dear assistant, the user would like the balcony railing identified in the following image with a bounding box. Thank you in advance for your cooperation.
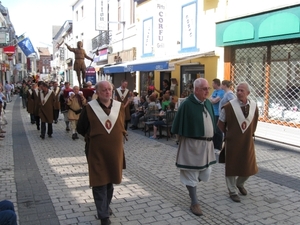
[92,31,112,50]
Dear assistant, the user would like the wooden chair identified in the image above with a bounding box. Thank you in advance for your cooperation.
[161,110,176,140]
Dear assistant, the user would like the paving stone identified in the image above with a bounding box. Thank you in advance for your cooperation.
[2,97,300,225]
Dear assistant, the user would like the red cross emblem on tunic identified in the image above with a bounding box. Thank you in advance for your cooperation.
[105,119,112,130]
[241,121,247,130]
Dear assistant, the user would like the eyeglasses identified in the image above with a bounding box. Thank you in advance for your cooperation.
[199,87,211,91]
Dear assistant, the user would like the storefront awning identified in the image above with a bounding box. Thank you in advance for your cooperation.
[103,51,216,73]
[95,64,109,72]
[126,59,169,71]
[169,51,216,67]
[103,63,128,74]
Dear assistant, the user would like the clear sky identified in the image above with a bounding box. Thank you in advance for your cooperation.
[2,0,73,48]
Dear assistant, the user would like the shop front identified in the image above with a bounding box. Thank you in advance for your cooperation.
[115,51,217,98]
[216,4,300,146]
[103,48,136,90]
[126,59,169,96]
[168,51,217,98]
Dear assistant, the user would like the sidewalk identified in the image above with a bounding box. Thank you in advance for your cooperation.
[1,96,300,225]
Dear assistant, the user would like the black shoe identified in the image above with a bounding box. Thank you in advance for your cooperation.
[48,135,52,138]
[131,126,138,130]
[72,134,76,140]
[74,133,79,139]
[54,120,58,124]
[100,218,111,225]
[40,135,45,139]
[37,126,40,130]
[66,127,70,131]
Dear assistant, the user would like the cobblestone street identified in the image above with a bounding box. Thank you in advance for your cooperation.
[1,96,300,225]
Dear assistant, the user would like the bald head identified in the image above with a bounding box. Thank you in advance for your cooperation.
[96,81,113,104]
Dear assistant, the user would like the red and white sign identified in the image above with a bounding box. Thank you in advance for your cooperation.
[3,46,15,61]
[94,48,108,62]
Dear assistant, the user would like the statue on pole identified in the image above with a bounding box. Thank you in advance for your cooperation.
[65,41,93,88]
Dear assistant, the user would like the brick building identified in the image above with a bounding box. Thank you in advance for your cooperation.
[37,47,51,74]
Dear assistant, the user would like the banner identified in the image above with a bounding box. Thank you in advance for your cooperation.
[95,0,108,31]
[18,37,35,57]
[143,17,153,56]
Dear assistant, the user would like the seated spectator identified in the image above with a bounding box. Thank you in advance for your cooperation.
[150,102,175,139]
[140,95,158,129]
[150,92,162,111]
[0,200,17,225]
[172,95,179,109]
[161,94,170,111]
[130,95,148,130]
[132,92,140,105]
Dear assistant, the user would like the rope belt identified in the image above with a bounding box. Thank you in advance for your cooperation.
[190,137,213,141]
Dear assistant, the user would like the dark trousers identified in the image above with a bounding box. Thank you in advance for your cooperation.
[131,112,144,127]
[41,122,53,137]
[213,116,223,150]
[53,109,59,121]
[35,116,40,129]
[22,97,27,108]
[0,200,17,225]
[92,184,114,219]
[30,114,35,123]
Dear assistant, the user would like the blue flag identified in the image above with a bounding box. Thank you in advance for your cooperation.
[18,37,35,57]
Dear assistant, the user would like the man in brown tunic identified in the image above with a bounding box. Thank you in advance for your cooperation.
[77,81,126,225]
[39,83,55,139]
[27,83,36,124]
[65,41,93,88]
[218,82,259,203]
[114,80,131,130]
[32,81,43,131]
[52,81,61,124]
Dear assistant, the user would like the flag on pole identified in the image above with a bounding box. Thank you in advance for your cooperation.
[18,37,36,57]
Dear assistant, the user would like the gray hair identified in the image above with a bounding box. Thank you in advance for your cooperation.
[193,78,208,92]
[237,82,251,93]
[95,80,113,91]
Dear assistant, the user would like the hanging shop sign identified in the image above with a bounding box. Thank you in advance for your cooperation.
[3,45,15,61]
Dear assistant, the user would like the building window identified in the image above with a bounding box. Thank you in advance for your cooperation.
[18,53,22,62]
[130,0,135,25]
[81,5,84,18]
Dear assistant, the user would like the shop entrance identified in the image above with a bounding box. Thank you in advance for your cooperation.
[180,65,205,97]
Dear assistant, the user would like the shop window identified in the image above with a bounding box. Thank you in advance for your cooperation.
[231,39,300,128]
[140,71,154,97]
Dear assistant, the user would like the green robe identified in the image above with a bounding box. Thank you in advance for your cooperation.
[171,94,216,137]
